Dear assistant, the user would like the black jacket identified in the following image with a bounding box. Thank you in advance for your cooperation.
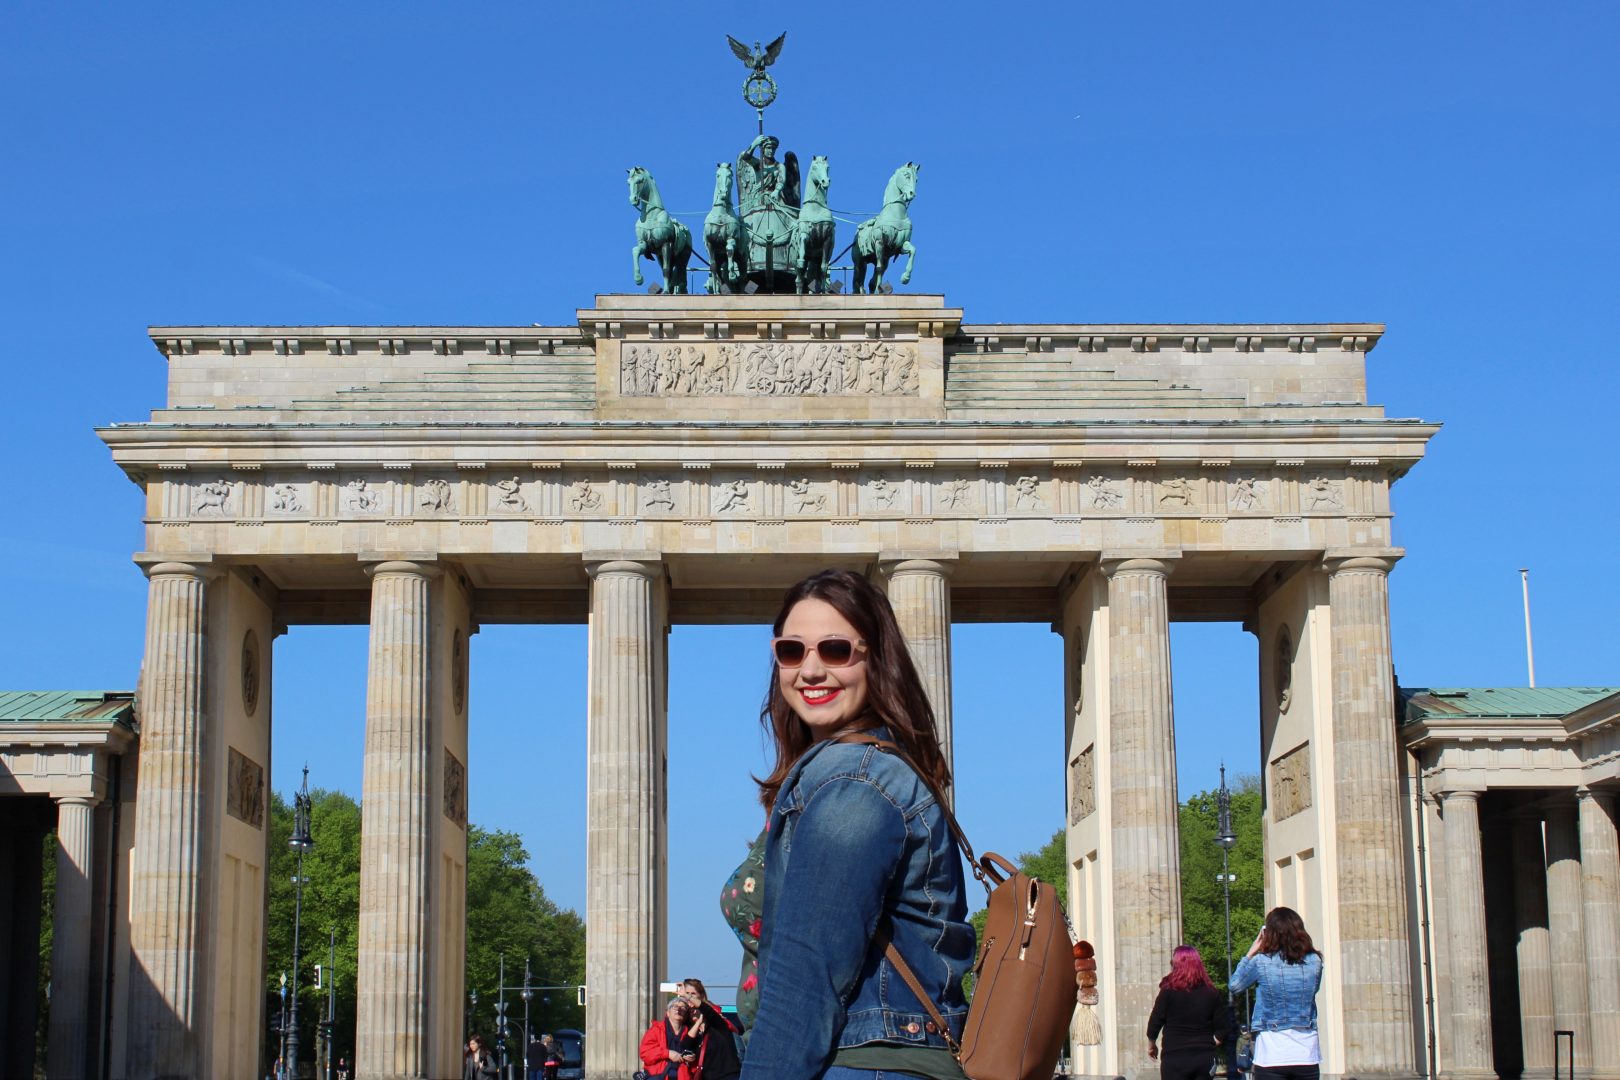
[694,1002,742,1080]
[1148,984,1232,1057]
[463,1049,499,1080]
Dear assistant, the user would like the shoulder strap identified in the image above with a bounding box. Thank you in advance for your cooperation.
[873,922,960,1055]
[831,732,992,894]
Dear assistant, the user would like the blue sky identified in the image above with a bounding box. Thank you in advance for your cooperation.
[3,3,1616,1001]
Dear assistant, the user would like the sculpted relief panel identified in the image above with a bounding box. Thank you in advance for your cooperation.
[226,747,266,829]
[619,341,919,397]
[1270,742,1312,821]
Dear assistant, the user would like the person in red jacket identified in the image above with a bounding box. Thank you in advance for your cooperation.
[639,1000,702,1079]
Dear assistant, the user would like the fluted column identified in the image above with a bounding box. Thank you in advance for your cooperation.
[1544,799,1592,1072]
[585,559,666,1080]
[882,558,954,772]
[1437,789,1493,1078]
[1102,554,1180,1076]
[356,560,439,1080]
[1512,812,1557,1078]
[1580,788,1620,1079]
[126,560,214,1080]
[48,795,99,1080]
[1325,552,1418,1076]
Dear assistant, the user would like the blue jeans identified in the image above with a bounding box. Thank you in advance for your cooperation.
[821,1069,930,1079]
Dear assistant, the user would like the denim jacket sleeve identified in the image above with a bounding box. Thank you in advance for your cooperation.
[740,773,908,1079]
[1229,954,1261,996]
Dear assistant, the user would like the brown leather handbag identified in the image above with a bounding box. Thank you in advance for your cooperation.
[837,734,1079,1080]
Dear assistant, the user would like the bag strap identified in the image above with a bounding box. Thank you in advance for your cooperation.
[873,922,961,1055]
[830,732,995,895]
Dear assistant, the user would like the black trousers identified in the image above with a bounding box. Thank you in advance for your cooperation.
[1162,1050,1215,1080]
[1253,1065,1319,1080]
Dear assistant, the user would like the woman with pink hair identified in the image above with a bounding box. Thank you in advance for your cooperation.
[1146,945,1232,1080]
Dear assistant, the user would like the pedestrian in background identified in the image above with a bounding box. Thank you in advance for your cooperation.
[1230,907,1324,1080]
[679,978,741,1080]
[639,999,700,1079]
[1146,945,1230,1080]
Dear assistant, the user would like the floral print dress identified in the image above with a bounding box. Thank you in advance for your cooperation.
[721,826,768,1040]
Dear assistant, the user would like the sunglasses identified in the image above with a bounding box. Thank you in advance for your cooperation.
[771,635,867,668]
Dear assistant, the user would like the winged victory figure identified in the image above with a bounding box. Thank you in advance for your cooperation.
[727,32,786,75]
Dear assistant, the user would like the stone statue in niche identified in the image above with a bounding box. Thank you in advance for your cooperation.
[1306,476,1343,509]
[494,476,527,512]
[452,629,467,715]
[1087,476,1122,509]
[419,478,453,513]
[1068,746,1096,825]
[788,478,826,512]
[869,476,900,508]
[1230,476,1259,511]
[618,340,918,398]
[192,479,233,515]
[569,480,603,512]
[1012,476,1045,510]
[241,629,260,716]
[344,478,380,512]
[270,483,302,512]
[225,747,265,829]
[643,479,676,511]
[1159,477,1195,507]
[1270,743,1312,821]
[714,479,752,514]
[940,478,972,511]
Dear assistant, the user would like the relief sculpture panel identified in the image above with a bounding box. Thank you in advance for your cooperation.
[619,341,918,397]
[1069,745,1096,825]
[1270,742,1312,821]
[226,747,265,829]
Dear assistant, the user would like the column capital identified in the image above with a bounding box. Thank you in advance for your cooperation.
[585,555,662,580]
[1578,786,1617,809]
[1100,550,1179,578]
[361,555,440,580]
[1323,547,1405,576]
[878,556,956,578]
[56,794,101,810]
[1437,786,1486,804]
[136,554,220,581]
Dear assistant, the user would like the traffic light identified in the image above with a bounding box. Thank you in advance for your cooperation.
[314,964,323,990]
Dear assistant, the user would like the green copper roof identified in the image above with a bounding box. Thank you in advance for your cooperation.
[0,691,135,725]
[1401,686,1620,723]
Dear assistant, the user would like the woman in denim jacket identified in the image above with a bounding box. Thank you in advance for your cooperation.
[1229,907,1324,1080]
[737,570,975,1080]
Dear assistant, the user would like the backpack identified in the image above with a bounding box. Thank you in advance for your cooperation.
[836,734,1079,1080]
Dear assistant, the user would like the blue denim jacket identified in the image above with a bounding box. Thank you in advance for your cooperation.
[739,734,975,1079]
[1229,951,1322,1032]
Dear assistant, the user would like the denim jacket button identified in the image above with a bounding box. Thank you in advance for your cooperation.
[906,1022,921,1034]
[925,1022,938,1033]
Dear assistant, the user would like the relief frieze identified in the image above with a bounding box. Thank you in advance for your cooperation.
[619,340,919,398]
[1270,742,1312,821]
[226,747,266,829]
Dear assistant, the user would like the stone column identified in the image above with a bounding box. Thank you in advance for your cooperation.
[1439,789,1493,1078]
[356,560,440,1080]
[1102,554,1181,1073]
[48,795,99,1080]
[585,560,666,1080]
[1580,788,1620,1079]
[1325,552,1418,1076]
[882,558,954,772]
[1544,799,1592,1072]
[1512,812,1557,1078]
[126,559,214,1080]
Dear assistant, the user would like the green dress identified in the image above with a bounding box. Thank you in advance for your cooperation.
[721,827,768,1041]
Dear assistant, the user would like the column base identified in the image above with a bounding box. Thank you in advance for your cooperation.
[1438,1070,1498,1080]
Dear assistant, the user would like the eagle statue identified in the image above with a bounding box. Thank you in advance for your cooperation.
[727,32,787,76]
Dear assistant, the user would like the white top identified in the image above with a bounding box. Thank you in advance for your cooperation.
[1254,1028,1321,1067]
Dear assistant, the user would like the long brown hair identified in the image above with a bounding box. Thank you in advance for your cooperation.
[755,569,952,810]
[1259,906,1320,963]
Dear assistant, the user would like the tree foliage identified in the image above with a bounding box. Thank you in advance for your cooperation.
[1177,775,1265,995]
[263,790,586,1072]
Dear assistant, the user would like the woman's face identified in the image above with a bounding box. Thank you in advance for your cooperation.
[667,1003,688,1026]
[777,597,869,736]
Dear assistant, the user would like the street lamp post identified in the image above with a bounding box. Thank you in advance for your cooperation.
[521,957,534,1070]
[1215,763,1240,1075]
[496,954,510,1078]
[323,928,337,1080]
[288,765,316,1077]
[468,987,479,1045]
[278,972,289,1079]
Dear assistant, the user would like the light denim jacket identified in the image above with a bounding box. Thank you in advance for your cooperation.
[739,734,975,1079]
[1230,951,1322,1032]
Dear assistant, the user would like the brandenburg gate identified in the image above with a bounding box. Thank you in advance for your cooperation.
[99,290,1435,1079]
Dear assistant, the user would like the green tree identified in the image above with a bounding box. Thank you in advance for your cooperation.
[965,829,1068,997]
[1178,776,1265,996]
[464,826,587,1045]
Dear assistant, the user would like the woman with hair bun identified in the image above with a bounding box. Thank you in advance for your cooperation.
[1146,945,1230,1080]
[1230,907,1325,1080]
